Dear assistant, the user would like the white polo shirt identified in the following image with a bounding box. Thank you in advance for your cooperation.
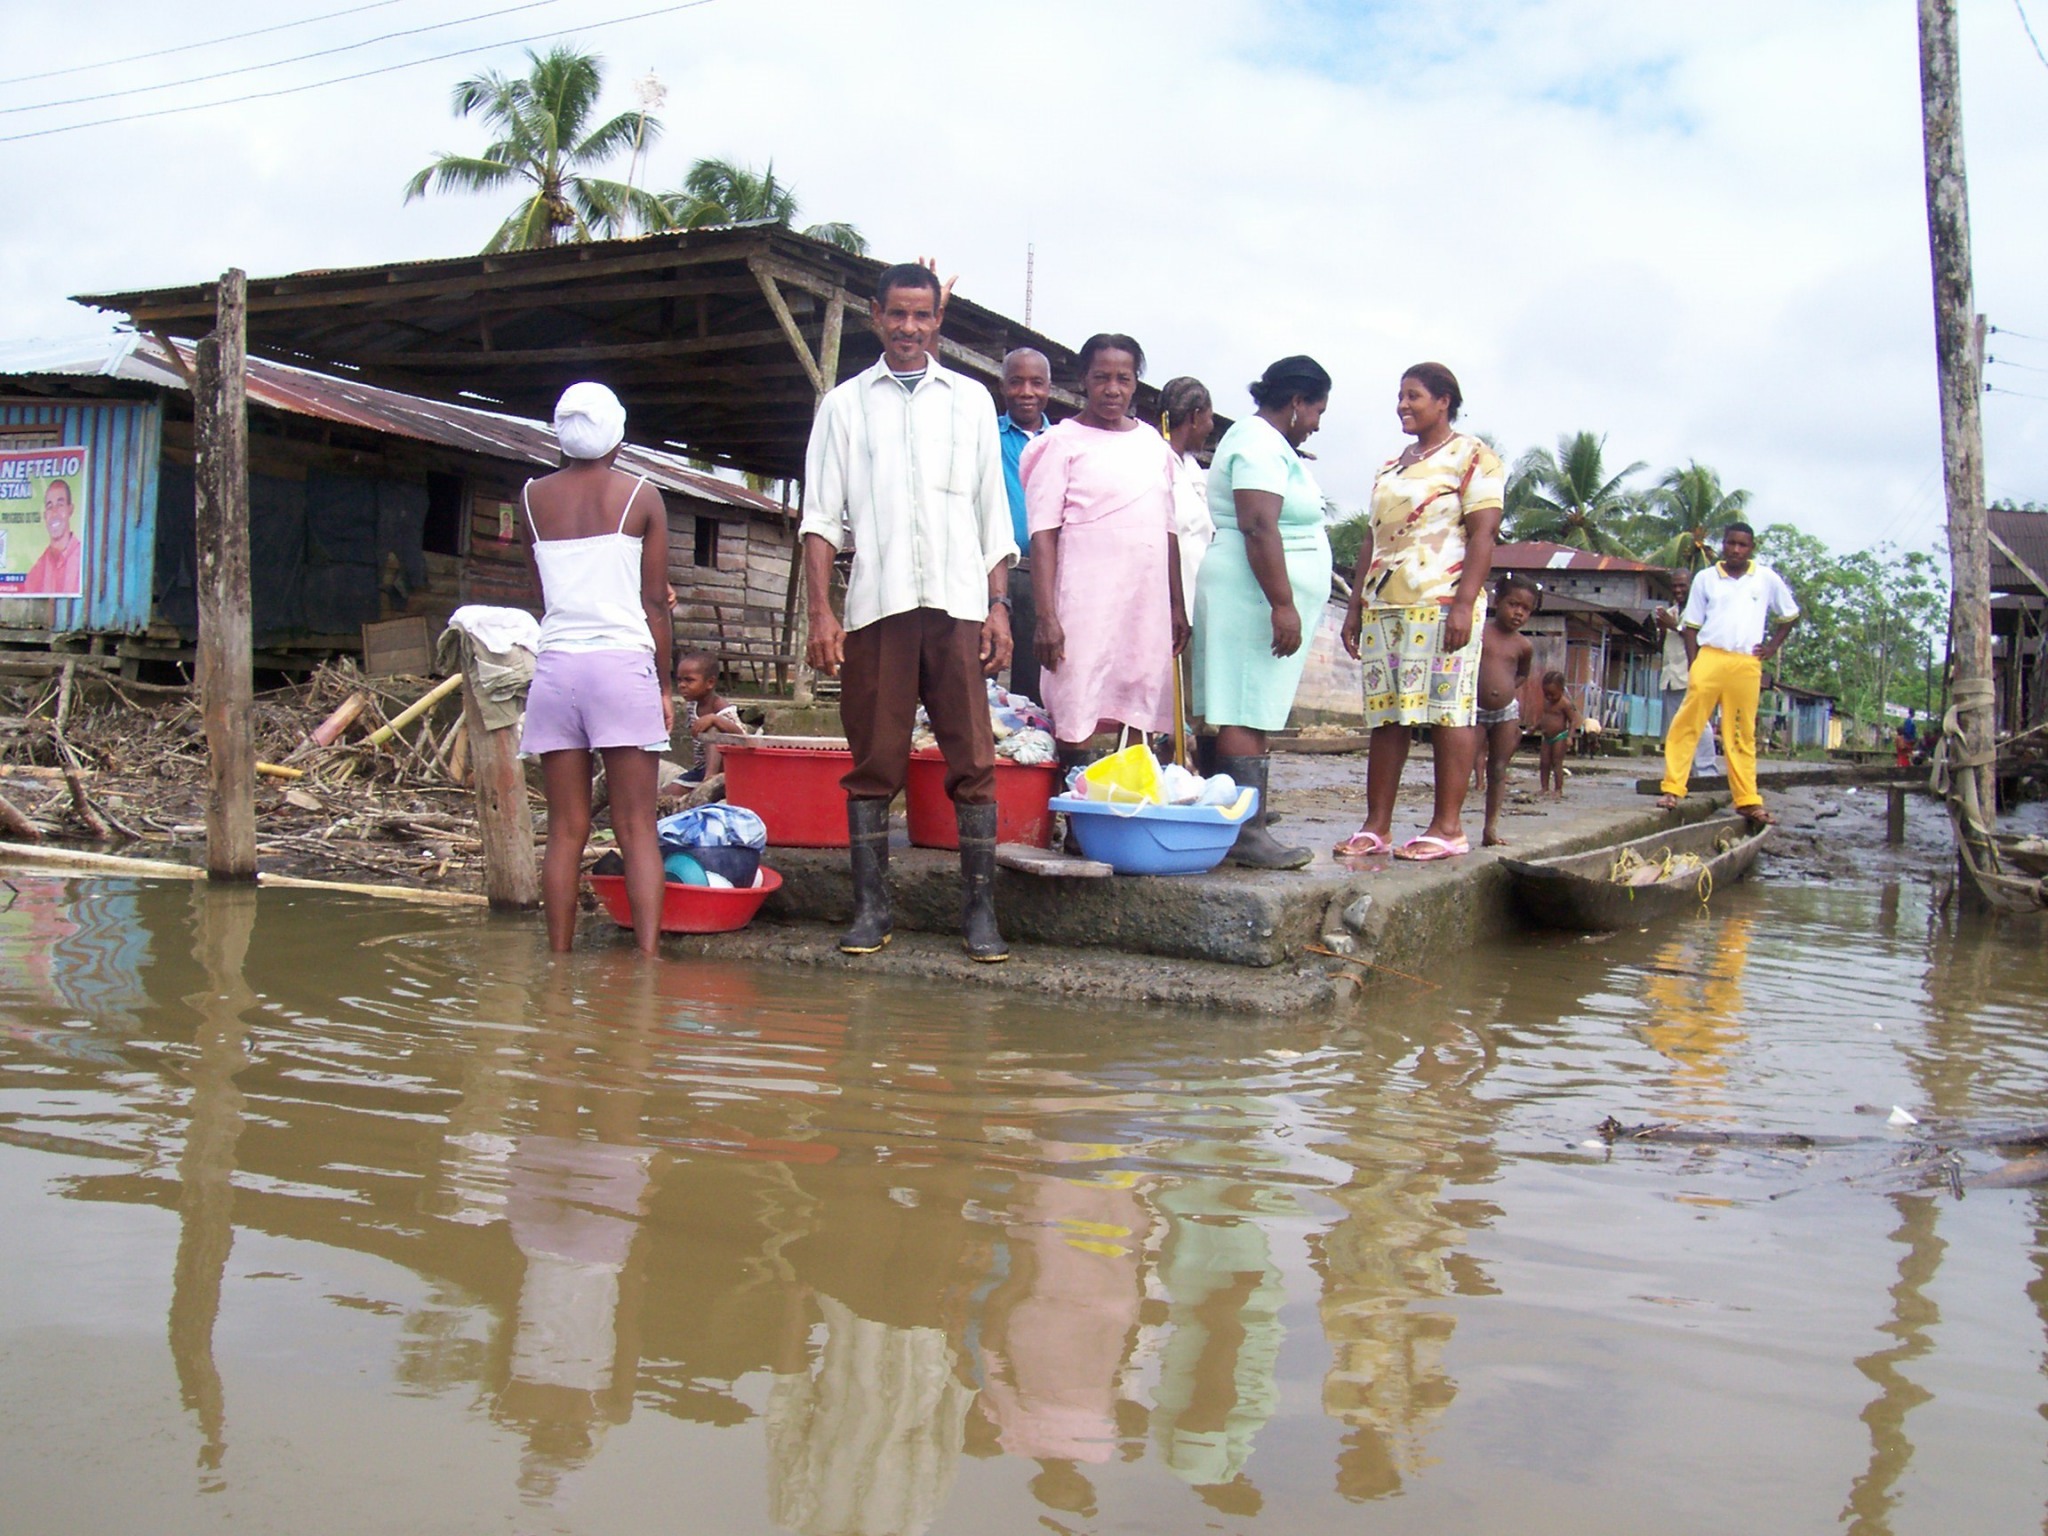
[1681,560,1800,653]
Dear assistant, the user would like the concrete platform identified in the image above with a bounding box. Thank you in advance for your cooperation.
[592,752,1738,1011]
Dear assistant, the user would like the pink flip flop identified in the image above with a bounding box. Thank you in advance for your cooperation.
[1393,833,1470,862]
[1332,828,1393,857]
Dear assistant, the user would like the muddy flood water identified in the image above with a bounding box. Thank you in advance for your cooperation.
[6,806,2048,1535]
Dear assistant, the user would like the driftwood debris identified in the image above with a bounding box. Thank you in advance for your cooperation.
[0,657,552,897]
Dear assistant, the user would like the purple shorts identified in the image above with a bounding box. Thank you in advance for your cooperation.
[520,647,668,756]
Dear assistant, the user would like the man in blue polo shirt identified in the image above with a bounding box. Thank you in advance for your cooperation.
[997,347,1052,703]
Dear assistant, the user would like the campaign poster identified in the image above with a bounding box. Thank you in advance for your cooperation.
[0,447,90,599]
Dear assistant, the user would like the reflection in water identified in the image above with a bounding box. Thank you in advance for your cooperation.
[1314,1007,1501,1503]
[167,882,257,1486]
[1151,1177,1284,1513]
[495,955,663,1501]
[977,1120,1148,1480]
[1637,912,1753,1104]
[1841,1195,1942,1536]
[8,868,2048,1532]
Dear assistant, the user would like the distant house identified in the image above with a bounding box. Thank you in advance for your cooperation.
[1488,543,1678,735]
[1991,505,2048,733]
[1762,679,1837,751]
[0,335,798,686]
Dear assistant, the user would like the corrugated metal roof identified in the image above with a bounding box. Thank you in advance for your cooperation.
[1991,506,2048,595]
[0,333,788,518]
[1492,541,1665,573]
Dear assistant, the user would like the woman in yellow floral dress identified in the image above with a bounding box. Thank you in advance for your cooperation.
[1334,364,1504,860]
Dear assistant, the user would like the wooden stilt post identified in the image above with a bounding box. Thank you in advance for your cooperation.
[1887,786,1908,845]
[193,269,256,881]
[790,291,845,710]
[457,634,539,910]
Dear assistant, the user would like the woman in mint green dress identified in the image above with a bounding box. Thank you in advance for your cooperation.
[1190,355,1333,870]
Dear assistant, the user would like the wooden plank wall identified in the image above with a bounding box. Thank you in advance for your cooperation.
[668,501,797,688]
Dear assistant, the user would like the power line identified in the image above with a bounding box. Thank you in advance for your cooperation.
[0,1,406,89]
[1989,324,2048,344]
[0,0,717,145]
[1987,384,2048,403]
[2016,0,2048,71]
[1988,354,2048,373]
[2,0,569,118]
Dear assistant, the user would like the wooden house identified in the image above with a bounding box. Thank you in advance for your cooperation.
[0,336,795,684]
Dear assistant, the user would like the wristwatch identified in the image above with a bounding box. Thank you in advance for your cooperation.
[988,593,1013,610]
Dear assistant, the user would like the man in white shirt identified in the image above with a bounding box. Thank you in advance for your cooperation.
[1656,522,1800,825]
[1655,567,1718,778]
[800,262,1018,962]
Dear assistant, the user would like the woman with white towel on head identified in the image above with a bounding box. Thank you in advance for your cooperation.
[519,383,673,956]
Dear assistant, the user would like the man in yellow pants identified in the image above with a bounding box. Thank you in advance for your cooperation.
[1656,522,1800,825]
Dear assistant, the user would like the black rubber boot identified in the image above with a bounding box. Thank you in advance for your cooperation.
[1216,754,1312,870]
[839,797,893,954]
[957,801,1009,963]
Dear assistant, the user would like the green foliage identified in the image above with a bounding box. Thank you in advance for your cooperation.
[1327,507,1370,576]
[403,45,668,251]
[406,53,868,255]
[1637,462,1751,570]
[660,157,869,253]
[1756,524,1947,721]
[1504,431,1647,556]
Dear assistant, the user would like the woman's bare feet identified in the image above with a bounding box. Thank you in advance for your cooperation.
[1482,828,1508,847]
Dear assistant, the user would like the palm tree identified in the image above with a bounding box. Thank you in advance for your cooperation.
[404,45,668,252]
[660,157,869,254]
[1638,462,1752,571]
[1504,431,1648,557]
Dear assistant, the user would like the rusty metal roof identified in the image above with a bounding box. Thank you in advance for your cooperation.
[0,333,787,518]
[1492,541,1665,573]
[1991,505,2048,595]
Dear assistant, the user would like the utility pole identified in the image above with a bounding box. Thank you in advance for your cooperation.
[1024,242,1035,329]
[1916,0,1997,835]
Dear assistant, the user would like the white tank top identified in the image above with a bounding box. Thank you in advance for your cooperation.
[526,476,657,654]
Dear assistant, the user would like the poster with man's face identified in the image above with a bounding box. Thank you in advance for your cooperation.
[0,448,89,599]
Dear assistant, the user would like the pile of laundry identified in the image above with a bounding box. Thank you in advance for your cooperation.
[911,681,1056,765]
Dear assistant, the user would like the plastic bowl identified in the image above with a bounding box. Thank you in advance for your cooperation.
[588,867,781,933]
[682,844,762,887]
[1049,791,1256,876]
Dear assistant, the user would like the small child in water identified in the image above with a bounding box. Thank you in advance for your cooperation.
[1535,668,1581,800]
[1476,574,1538,846]
[673,650,744,783]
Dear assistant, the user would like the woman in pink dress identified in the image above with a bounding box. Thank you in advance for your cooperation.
[1022,334,1187,756]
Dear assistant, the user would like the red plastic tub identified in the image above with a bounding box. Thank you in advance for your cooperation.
[905,749,1060,850]
[718,739,853,847]
[588,867,782,934]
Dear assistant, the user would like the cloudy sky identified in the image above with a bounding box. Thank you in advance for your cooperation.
[3,0,2044,555]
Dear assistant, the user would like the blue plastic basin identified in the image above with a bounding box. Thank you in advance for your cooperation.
[1050,791,1256,875]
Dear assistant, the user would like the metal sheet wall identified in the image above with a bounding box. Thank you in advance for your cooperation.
[0,399,161,635]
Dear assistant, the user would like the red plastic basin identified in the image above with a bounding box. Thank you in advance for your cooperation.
[720,741,853,847]
[905,749,1059,849]
[588,867,781,933]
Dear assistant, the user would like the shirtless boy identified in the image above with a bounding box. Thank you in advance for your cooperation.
[1534,669,1581,800]
[1475,573,1538,846]
[673,651,744,782]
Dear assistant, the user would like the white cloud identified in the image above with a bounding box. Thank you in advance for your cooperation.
[3,0,2043,553]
